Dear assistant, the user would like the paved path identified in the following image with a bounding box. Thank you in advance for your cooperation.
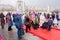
[0,23,42,40]
[0,20,60,40]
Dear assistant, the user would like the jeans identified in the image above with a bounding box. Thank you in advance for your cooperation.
[17,29,22,39]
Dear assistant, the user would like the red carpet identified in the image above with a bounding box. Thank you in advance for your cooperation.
[23,26,60,40]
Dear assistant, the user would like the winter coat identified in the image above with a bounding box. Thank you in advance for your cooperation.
[40,14,45,26]
[34,17,38,24]
[31,14,35,21]
[48,19,53,26]
[13,14,22,29]
[0,13,5,24]
[35,13,40,23]
[6,13,12,26]
[22,15,26,24]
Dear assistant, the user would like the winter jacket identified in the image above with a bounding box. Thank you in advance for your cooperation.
[0,13,5,24]
[6,13,12,26]
[48,19,53,26]
[13,14,22,29]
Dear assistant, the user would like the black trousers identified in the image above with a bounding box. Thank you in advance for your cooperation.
[8,26,12,31]
[48,25,51,31]
[25,24,31,32]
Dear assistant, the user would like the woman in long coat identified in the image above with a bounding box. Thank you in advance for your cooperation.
[6,12,12,31]
[39,13,45,26]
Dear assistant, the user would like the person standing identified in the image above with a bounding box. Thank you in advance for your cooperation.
[0,12,5,29]
[13,13,23,40]
[39,13,45,26]
[48,17,53,31]
[53,14,58,28]
[56,13,59,21]
[6,12,12,31]
[25,14,31,32]
[33,16,39,29]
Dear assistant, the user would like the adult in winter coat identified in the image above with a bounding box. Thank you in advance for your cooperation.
[39,13,45,26]
[33,16,39,29]
[0,12,5,29]
[48,17,53,31]
[25,14,31,32]
[13,14,23,40]
[53,14,58,28]
[6,12,12,31]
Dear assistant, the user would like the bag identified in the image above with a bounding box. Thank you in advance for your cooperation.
[32,22,39,29]
[21,28,25,35]
[26,22,29,25]
[41,22,48,29]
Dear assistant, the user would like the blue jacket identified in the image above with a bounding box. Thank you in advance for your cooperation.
[48,19,53,26]
[13,14,22,29]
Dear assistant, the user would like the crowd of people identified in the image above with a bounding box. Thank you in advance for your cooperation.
[0,11,60,40]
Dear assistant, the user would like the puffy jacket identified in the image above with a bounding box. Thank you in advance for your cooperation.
[13,14,22,29]
[48,19,53,26]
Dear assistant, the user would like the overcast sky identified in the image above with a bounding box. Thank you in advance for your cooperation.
[0,0,60,10]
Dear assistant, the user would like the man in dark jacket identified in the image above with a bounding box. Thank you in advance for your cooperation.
[13,13,23,40]
[0,12,5,29]
[25,14,31,33]
[48,17,53,31]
